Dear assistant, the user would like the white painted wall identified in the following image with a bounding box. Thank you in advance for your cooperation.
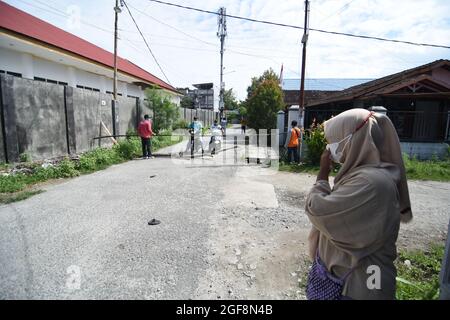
[0,47,26,76]
[126,83,144,98]
[0,46,177,103]
[20,52,34,79]
[33,55,68,82]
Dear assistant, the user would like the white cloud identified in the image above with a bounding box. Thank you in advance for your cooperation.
[5,0,450,100]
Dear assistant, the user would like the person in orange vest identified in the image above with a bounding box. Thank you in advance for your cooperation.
[137,114,155,159]
[285,120,301,163]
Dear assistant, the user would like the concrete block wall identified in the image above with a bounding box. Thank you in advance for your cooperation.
[70,88,114,152]
[117,96,139,136]
[0,75,67,161]
[0,75,143,162]
[400,142,449,160]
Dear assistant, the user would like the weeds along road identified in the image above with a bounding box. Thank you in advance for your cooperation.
[0,134,449,299]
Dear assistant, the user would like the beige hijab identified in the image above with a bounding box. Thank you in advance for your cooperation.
[324,108,412,222]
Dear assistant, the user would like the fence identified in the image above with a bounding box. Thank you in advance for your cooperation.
[387,110,450,143]
[304,109,450,143]
[180,107,217,127]
[0,74,143,162]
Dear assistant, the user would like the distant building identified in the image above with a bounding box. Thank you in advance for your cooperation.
[0,2,181,103]
[178,83,216,110]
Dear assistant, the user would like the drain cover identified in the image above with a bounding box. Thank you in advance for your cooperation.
[148,218,161,225]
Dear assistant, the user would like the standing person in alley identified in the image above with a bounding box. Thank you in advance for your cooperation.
[284,120,301,163]
[220,117,228,136]
[240,117,247,134]
[138,114,154,159]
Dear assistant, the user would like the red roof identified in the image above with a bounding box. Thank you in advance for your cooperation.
[0,1,177,93]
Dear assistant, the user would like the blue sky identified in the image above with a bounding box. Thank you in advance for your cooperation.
[4,0,450,100]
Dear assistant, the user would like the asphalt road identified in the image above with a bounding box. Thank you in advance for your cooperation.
[0,157,236,299]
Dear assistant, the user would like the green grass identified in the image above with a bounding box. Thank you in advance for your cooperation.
[278,155,450,182]
[395,244,444,300]
[278,162,339,176]
[0,133,181,203]
[0,190,45,204]
[403,154,450,182]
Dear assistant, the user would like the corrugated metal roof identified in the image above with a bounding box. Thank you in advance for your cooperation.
[282,78,373,91]
[0,2,177,93]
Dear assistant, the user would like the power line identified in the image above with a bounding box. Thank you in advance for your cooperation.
[125,4,308,60]
[20,0,302,66]
[24,0,351,62]
[122,0,171,85]
[126,2,217,47]
[316,0,357,25]
[25,0,115,34]
[144,0,450,49]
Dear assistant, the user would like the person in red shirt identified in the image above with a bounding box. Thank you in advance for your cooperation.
[137,114,154,159]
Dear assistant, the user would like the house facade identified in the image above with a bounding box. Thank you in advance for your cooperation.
[0,2,181,104]
[304,60,450,159]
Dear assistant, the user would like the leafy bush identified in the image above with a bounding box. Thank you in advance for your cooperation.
[56,159,80,178]
[172,119,189,130]
[77,154,97,172]
[0,174,27,193]
[114,138,140,160]
[145,88,179,132]
[304,120,327,165]
[19,153,31,163]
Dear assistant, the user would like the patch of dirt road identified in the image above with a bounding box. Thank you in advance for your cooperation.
[195,166,450,300]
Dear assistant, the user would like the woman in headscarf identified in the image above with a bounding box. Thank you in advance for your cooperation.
[305,108,412,300]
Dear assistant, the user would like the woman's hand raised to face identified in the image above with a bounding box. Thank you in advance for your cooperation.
[317,149,333,182]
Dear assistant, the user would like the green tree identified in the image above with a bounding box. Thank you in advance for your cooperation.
[223,88,239,110]
[180,95,194,109]
[246,78,284,132]
[246,68,280,98]
[145,88,179,133]
[238,104,247,117]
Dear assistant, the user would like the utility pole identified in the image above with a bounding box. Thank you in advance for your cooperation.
[113,0,121,101]
[217,7,227,119]
[112,0,123,139]
[299,0,310,119]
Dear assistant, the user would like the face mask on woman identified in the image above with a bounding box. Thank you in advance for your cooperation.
[326,134,352,164]
[325,111,374,164]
